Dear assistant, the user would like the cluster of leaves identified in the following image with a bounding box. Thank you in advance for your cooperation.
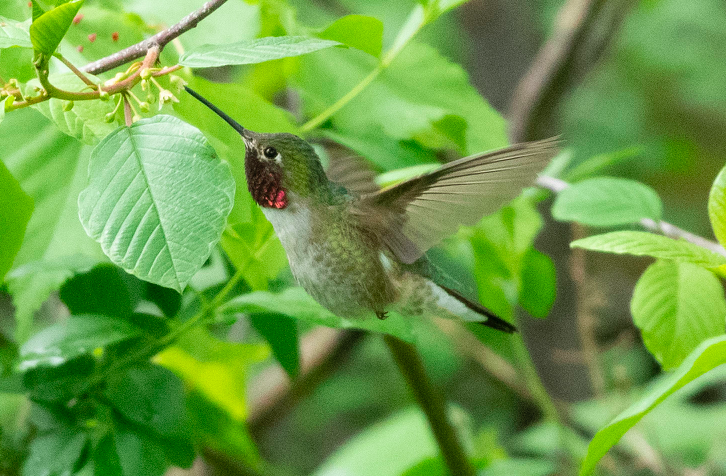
[548,152,726,473]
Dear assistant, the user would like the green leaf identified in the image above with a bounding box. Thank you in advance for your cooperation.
[322,128,438,170]
[563,147,641,182]
[579,335,726,475]
[482,459,556,476]
[250,313,299,378]
[519,248,556,318]
[313,408,438,476]
[469,196,546,321]
[179,36,341,68]
[318,15,383,57]
[221,287,421,343]
[59,263,143,318]
[6,254,98,343]
[0,16,32,49]
[155,328,269,421]
[708,163,726,248]
[29,0,83,54]
[30,73,118,145]
[0,159,33,282]
[1,109,103,268]
[552,177,662,226]
[112,421,169,476]
[631,260,725,369]
[77,115,235,292]
[105,363,189,438]
[92,433,124,476]
[18,314,142,370]
[295,41,507,156]
[22,428,87,476]
[220,213,287,291]
[571,231,726,270]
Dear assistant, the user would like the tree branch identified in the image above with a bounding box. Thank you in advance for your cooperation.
[384,335,476,476]
[536,175,726,257]
[82,0,229,75]
[508,0,635,143]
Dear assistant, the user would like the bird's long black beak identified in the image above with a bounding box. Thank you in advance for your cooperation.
[184,86,249,139]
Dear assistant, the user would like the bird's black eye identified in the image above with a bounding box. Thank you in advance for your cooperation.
[263,146,278,159]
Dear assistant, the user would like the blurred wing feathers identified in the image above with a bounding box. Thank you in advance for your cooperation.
[326,155,379,195]
[354,138,559,263]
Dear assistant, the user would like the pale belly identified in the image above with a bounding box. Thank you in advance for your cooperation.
[262,204,395,318]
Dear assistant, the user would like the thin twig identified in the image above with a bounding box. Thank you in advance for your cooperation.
[570,224,606,397]
[82,0,229,75]
[56,53,96,87]
[536,175,726,257]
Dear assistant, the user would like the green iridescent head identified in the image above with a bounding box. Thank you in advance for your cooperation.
[184,86,328,209]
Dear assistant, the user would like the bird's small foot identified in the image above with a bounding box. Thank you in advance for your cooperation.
[376,311,389,320]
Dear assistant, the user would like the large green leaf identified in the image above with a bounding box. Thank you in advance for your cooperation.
[0,159,33,282]
[571,231,726,270]
[580,335,726,475]
[631,260,725,369]
[1,109,102,267]
[179,36,341,68]
[30,73,117,145]
[77,115,235,292]
[6,255,97,342]
[18,314,142,370]
[318,15,383,57]
[29,0,83,54]
[0,15,31,49]
[294,41,507,157]
[552,177,662,226]
[313,408,438,476]
[708,163,726,248]
[221,287,422,343]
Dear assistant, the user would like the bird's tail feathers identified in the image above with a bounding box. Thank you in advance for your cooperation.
[437,285,517,333]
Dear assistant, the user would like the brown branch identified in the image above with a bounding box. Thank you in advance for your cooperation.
[508,0,635,142]
[82,0,229,75]
[536,175,726,257]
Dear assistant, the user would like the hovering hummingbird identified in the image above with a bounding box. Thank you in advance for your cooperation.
[185,87,558,332]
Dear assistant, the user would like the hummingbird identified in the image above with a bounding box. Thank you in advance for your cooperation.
[185,87,558,332]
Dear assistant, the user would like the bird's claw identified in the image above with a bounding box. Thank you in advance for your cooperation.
[376,311,389,320]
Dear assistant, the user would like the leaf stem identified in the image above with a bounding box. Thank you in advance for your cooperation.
[55,53,96,87]
[383,335,476,476]
[299,4,429,133]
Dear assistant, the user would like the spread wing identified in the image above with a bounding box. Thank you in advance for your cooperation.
[326,155,379,195]
[353,138,559,264]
